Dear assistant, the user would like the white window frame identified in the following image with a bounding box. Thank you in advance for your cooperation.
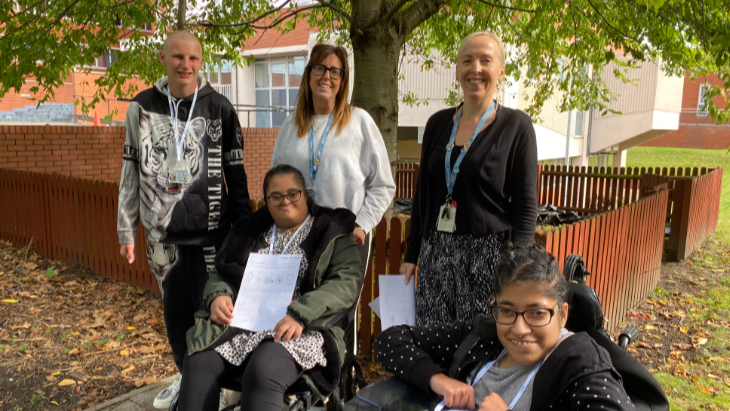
[254,56,306,127]
[697,84,710,116]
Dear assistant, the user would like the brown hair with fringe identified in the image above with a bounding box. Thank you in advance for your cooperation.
[294,44,352,137]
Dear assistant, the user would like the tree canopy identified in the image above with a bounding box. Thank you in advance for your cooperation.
[1,0,729,148]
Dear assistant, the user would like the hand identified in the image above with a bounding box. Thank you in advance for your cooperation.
[353,227,366,246]
[120,244,135,264]
[274,315,303,343]
[429,373,475,410]
[210,296,234,325]
[478,392,509,410]
[400,263,416,284]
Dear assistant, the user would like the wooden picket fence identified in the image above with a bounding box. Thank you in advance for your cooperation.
[394,162,419,199]
[0,170,266,294]
[537,165,723,261]
[535,188,669,334]
[0,167,721,356]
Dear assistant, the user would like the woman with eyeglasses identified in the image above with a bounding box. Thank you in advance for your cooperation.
[271,43,395,269]
[376,243,641,411]
[178,164,363,411]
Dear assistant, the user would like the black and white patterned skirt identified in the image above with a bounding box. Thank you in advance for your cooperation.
[415,231,503,326]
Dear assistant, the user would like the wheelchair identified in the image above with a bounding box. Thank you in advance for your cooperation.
[169,287,364,411]
[345,254,668,411]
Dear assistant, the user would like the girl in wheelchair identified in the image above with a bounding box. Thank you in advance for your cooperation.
[179,164,363,411]
[376,242,666,411]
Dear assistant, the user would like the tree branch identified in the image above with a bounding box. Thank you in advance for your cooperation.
[315,0,352,23]
[400,0,449,36]
[384,0,411,22]
[474,0,535,13]
[585,0,639,42]
[200,1,318,29]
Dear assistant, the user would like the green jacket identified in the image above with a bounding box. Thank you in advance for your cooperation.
[185,205,363,398]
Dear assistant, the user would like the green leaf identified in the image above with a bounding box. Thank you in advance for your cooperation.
[45,266,55,279]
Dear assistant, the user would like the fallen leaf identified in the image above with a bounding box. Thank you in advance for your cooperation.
[1,299,18,303]
[120,349,129,356]
[58,379,76,387]
[45,375,57,382]
[697,386,713,394]
[126,326,136,330]
[645,324,656,330]
[695,337,708,346]
[121,364,135,376]
[51,372,61,376]
[679,327,688,334]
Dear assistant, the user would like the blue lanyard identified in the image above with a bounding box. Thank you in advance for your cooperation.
[444,101,495,197]
[166,84,199,163]
[269,214,311,255]
[308,114,334,181]
[434,349,541,411]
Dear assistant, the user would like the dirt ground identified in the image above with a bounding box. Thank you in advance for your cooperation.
[0,240,175,411]
[2,234,728,410]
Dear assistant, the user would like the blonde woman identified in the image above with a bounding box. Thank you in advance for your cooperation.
[401,32,538,325]
[271,43,395,269]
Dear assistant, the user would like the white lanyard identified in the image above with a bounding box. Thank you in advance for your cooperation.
[269,214,311,255]
[434,349,542,411]
[166,84,199,163]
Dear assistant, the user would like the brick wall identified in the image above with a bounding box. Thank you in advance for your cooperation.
[0,125,126,181]
[0,125,280,197]
[242,18,311,50]
[641,125,730,149]
[242,128,279,200]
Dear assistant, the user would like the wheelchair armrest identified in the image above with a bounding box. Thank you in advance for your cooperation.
[618,326,640,350]
[309,309,349,331]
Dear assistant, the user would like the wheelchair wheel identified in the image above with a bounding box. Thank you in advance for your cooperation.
[563,254,590,284]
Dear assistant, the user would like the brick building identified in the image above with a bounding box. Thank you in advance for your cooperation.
[640,73,730,149]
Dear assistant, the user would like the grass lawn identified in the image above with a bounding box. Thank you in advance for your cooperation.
[622,147,730,410]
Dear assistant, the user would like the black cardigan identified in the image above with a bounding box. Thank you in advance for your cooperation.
[375,317,669,411]
[405,104,538,263]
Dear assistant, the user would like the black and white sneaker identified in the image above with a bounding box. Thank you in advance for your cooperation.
[153,374,182,409]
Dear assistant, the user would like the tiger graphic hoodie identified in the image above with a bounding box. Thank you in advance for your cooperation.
[117,74,252,248]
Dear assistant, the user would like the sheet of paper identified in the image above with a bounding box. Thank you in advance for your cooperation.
[230,253,302,332]
[378,275,416,330]
[368,297,381,319]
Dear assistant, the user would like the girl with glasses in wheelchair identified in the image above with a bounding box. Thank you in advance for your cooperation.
[375,242,668,411]
[178,164,363,411]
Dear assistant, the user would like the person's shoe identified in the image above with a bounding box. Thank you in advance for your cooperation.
[153,374,182,409]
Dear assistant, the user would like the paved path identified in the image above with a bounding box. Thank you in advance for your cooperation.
[84,376,175,411]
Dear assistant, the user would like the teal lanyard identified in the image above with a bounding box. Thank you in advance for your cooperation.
[444,101,495,197]
[308,115,334,181]
[269,214,311,255]
[434,349,541,411]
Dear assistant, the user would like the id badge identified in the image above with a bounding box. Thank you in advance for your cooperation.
[436,203,457,233]
[168,162,190,184]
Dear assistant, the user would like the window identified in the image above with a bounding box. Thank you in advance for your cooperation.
[204,60,233,85]
[115,18,152,31]
[574,110,584,137]
[697,84,709,116]
[254,56,306,127]
[91,50,118,68]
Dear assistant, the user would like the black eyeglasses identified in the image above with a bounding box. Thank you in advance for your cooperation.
[490,305,559,327]
[310,64,344,80]
[266,190,303,206]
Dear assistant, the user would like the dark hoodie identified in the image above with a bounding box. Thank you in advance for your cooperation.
[117,75,251,246]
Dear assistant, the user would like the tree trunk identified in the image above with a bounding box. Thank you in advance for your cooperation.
[177,0,187,29]
[351,32,402,169]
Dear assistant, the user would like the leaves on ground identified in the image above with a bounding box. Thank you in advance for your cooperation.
[0,240,174,410]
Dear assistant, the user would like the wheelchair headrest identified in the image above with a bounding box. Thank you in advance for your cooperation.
[566,281,605,332]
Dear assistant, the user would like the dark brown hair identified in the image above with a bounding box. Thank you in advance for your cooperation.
[494,242,570,305]
[294,44,352,137]
[263,164,317,214]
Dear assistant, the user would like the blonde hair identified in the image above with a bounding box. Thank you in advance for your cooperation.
[294,44,352,137]
[457,31,506,65]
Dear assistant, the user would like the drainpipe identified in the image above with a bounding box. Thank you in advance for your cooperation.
[564,110,573,166]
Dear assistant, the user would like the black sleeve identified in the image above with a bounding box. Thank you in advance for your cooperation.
[374,318,474,393]
[404,113,438,264]
[506,113,538,243]
[221,103,252,225]
[567,370,633,411]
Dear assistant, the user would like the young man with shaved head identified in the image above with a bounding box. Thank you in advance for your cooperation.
[117,30,252,408]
